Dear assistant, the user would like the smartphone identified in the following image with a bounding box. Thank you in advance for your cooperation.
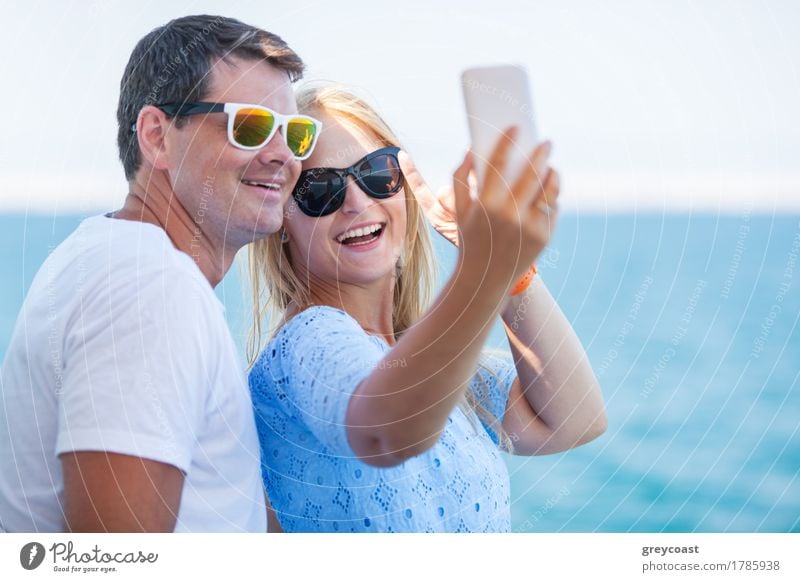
[461,64,539,187]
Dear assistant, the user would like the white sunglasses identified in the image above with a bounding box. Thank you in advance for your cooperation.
[134,101,322,160]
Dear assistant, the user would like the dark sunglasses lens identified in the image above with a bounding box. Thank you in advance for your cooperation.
[358,154,403,197]
[295,170,345,216]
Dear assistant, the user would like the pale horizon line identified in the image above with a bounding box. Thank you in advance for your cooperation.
[1,171,799,214]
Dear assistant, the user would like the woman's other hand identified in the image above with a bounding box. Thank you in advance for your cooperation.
[399,150,459,247]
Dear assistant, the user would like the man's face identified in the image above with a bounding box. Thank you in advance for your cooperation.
[164,56,301,250]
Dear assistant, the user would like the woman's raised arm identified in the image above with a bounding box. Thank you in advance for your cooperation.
[403,150,607,456]
[346,131,556,467]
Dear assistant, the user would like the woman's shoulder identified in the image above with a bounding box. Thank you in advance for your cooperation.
[284,304,359,329]
[251,305,368,371]
[275,305,366,339]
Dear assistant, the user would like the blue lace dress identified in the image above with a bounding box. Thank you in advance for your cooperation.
[249,306,516,532]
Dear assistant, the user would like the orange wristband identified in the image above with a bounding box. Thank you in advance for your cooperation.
[510,263,537,296]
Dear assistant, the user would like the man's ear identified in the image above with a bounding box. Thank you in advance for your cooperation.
[135,105,173,172]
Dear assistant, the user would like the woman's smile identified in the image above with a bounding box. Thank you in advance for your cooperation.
[334,221,387,251]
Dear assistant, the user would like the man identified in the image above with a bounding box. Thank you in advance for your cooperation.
[0,15,314,532]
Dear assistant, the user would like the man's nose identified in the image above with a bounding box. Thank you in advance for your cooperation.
[255,127,295,167]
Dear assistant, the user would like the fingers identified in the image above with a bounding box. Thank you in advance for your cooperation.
[398,150,433,211]
[537,167,560,208]
[512,141,552,207]
[397,150,416,182]
[398,150,423,192]
[436,185,456,216]
[452,151,474,222]
[530,167,560,222]
[480,126,518,202]
[543,167,561,207]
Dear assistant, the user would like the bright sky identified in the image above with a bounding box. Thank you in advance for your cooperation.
[1,0,798,213]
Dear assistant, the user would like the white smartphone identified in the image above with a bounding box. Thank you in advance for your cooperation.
[461,64,539,187]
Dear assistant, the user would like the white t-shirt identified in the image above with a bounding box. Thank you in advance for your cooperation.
[0,215,266,532]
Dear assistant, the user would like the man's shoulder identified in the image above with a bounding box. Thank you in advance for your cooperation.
[50,215,205,285]
[33,215,218,327]
[82,215,192,265]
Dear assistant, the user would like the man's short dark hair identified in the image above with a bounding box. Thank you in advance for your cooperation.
[117,14,305,181]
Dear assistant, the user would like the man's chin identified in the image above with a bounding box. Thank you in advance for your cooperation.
[249,217,283,243]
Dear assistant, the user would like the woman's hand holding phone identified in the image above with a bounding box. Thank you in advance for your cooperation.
[452,129,559,294]
[402,142,559,261]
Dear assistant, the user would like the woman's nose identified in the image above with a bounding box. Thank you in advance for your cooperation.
[340,176,374,215]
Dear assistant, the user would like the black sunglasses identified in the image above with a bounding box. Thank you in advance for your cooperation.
[292,146,404,217]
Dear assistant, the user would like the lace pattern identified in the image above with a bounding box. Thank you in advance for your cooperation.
[249,306,515,532]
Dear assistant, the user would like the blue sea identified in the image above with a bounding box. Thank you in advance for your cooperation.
[1,212,798,532]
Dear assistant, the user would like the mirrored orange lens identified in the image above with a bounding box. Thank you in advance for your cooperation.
[286,118,317,158]
[233,108,275,147]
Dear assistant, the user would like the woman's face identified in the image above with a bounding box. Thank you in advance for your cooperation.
[283,110,407,291]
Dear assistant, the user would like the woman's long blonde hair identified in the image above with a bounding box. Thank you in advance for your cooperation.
[247,82,512,451]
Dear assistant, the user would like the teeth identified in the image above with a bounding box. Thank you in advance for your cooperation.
[242,180,281,190]
[336,223,383,243]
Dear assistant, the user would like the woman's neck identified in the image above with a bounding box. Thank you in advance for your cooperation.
[289,275,398,346]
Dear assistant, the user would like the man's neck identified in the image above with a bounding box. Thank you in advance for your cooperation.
[112,174,234,288]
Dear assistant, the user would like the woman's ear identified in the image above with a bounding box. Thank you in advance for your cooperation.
[135,105,173,172]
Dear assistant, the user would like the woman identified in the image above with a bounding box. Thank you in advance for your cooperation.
[248,84,606,532]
